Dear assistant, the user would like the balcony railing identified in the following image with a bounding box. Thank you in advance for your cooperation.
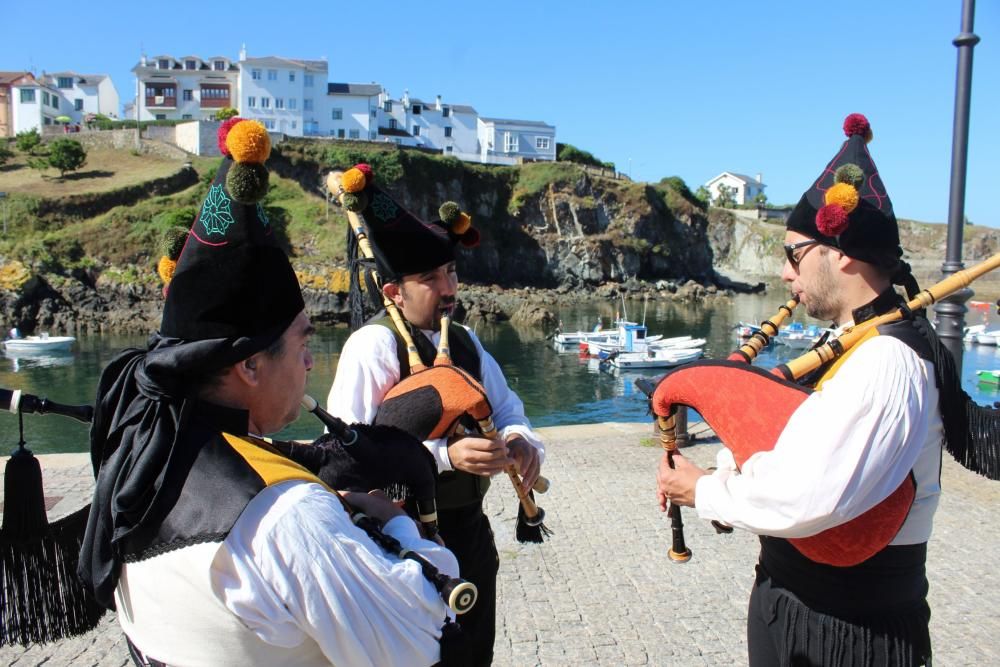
[146,96,177,108]
[200,98,230,108]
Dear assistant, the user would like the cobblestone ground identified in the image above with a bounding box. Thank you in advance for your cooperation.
[2,422,998,666]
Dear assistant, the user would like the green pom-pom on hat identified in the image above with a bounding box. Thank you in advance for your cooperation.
[159,225,190,260]
[226,162,270,204]
[834,163,864,188]
[341,192,368,212]
[439,201,462,224]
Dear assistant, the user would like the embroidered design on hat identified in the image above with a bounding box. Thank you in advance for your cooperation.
[372,191,399,222]
[199,184,235,237]
[256,202,270,228]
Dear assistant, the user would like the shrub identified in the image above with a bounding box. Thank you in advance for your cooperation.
[556,143,605,169]
[47,139,88,177]
[215,107,239,121]
[0,144,13,166]
[15,128,41,154]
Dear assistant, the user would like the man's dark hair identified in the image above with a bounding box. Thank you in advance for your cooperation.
[189,334,286,396]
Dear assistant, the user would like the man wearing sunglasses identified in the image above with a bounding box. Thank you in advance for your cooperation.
[656,115,966,667]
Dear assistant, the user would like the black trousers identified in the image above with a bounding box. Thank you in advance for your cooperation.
[437,503,499,667]
[748,570,932,667]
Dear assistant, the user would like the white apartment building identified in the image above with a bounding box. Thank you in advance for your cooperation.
[8,72,64,134]
[132,54,239,122]
[477,117,556,164]
[376,90,479,157]
[238,51,328,136]
[322,83,381,140]
[41,71,119,122]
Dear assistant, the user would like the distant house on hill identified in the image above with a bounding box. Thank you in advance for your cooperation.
[40,71,119,123]
[132,53,239,122]
[2,70,118,136]
[705,171,766,206]
[477,117,557,165]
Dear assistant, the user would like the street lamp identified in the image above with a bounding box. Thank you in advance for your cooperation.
[934,0,979,371]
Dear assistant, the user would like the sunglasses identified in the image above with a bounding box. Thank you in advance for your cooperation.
[783,239,821,270]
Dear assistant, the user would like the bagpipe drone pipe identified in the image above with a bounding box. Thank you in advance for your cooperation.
[641,251,1000,567]
[326,167,551,543]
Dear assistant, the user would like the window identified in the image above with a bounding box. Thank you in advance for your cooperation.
[388,118,397,129]
[146,86,176,98]
[412,104,421,115]
[262,119,275,130]
[155,114,166,120]
[504,131,518,153]
[42,91,50,105]
[182,114,192,120]
[442,106,450,117]
[383,100,392,112]
[338,129,345,138]
[536,137,550,150]
[288,98,297,109]
[43,116,51,125]
[247,96,256,108]
[158,59,169,69]
[303,98,313,111]
[371,108,377,118]
[185,60,196,70]
[304,74,314,87]
[261,97,270,109]
[412,125,420,136]
[445,146,453,153]
[275,98,284,109]
[57,76,73,89]
[289,72,295,82]
[201,87,229,99]
[52,95,60,109]
[444,127,452,138]
[349,129,359,139]
[331,108,343,120]
[183,90,193,101]
[267,69,277,81]
[291,120,297,129]
[74,99,83,110]
[251,69,262,80]
[214,60,226,71]
[20,88,35,103]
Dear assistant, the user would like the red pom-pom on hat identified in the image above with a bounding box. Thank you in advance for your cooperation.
[816,204,850,237]
[354,163,374,185]
[217,117,244,156]
[459,227,480,248]
[843,113,871,138]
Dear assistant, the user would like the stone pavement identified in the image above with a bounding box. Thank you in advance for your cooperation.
[2,422,999,666]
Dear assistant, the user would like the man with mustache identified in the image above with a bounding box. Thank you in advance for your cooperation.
[327,167,544,666]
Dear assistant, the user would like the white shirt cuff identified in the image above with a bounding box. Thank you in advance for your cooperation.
[426,437,453,473]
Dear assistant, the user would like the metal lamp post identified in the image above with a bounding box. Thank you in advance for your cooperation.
[934,0,979,371]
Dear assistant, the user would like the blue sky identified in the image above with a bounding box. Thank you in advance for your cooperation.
[4,1,998,227]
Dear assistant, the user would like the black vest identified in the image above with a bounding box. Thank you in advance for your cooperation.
[376,317,491,509]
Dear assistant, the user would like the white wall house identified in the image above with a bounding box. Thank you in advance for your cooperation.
[41,71,119,123]
[9,73,63,134]
[477,117,556,164]
[238,51,328,136]
[374,90,480,157]
[705,172,766,206]
[324,83,381,140]
[132,54,239,122]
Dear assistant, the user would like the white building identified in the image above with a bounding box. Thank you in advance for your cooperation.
[323,82,381,140]
[8,72,63,134]
[705,172,766,206]
[41,71,119,123]
[376,90,480,157]
[477,117,556,164]
[132,54,239,122]
[238,51,328,136]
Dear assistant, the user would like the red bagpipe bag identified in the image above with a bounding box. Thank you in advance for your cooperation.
[651,341,914,567]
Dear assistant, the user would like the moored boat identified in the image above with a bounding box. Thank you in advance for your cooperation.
[2,333,76,354]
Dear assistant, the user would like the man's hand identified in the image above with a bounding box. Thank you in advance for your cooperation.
[506,436,541,494]
[342,490,407,524]
[447,436,513,476]
[656,451,707,511]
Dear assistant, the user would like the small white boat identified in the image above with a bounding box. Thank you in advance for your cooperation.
[964,324,987,343]
[973,330,1000,346]
[603,347,703,370]
[552,318,609,345]
[2,333,76,354]
[775,323,831,350]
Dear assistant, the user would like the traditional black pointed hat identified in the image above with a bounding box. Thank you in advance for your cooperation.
[786,113,902,271]
[160,119,303,352]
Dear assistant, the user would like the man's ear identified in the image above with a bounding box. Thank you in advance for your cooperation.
[383,282,402,306]
[232,355,261,387]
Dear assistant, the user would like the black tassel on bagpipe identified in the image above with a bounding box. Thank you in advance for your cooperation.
[1,392,105,646]
[515,491,552,544]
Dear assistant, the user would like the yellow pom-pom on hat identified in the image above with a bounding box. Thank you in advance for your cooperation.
[225,120,271,164]
[824,182,860,214]
[157,256,178,284]
[341,167,367,194]
[452,212,472,235]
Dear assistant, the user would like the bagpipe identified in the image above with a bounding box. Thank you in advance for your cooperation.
[644,250,1000,566]
[327,169,552,543]
[0,387,477,647]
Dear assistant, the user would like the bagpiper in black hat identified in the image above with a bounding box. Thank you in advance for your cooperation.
[327,163,479,329]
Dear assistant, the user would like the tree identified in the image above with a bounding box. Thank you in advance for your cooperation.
[753,191,768,207]
[47,139,87,177]
[15,128,41,154]
[715,183,737,208]
[215,107,239,121]
[694,185,711,205]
